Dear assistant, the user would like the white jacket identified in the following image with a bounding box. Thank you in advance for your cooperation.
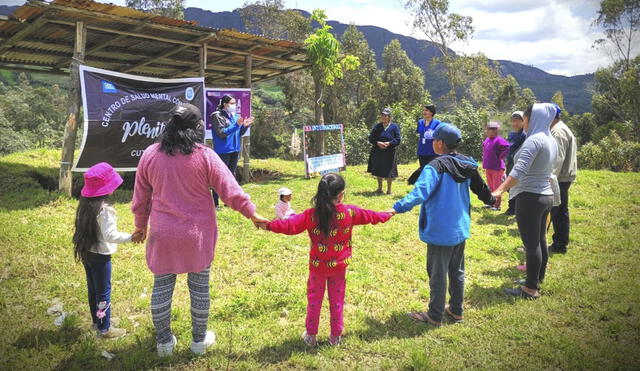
[90,204,132,255]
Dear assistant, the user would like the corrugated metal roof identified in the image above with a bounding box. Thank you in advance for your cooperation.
[0,0,309,85]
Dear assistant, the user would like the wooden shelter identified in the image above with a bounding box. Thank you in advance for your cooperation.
[0,0,309,195]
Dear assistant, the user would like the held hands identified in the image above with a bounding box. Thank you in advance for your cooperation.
[385,208,397,216]
[131,227,147,244]
[251,212,270,230]
[377,141,389,149]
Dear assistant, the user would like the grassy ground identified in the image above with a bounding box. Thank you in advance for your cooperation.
[0,149,639,370]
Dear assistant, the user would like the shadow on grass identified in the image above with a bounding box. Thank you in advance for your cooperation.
[253,336,321,364]
[52,331,203,371]
[352,190,387,197]
[353,312,436,342]
[13,326,83,349]
[476,211,516,226]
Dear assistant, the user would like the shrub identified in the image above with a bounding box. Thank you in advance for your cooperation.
[344,122,370,165]
[578,131,640,171]
[439,100,488,161]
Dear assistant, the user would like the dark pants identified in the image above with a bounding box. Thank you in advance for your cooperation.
[516,193,553,290]
[426,242,465,323]
[550,182,572,251]
[213,151,240,207]
[84,253,112,331]
[419,155,438,168]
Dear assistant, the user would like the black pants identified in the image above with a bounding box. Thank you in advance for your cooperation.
[550,182,572,250]
[426,242,465,323]
[213,151,240,207]
[419,155,438,167]
[516,192,553,290]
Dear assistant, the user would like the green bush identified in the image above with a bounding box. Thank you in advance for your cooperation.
[439,100,488,161]
[344,123,371,165]
[578,131,640,171]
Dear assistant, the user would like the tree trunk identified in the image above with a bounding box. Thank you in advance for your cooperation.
[313,73,325,155]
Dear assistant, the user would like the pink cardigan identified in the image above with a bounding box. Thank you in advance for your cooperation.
[132,143,256,275]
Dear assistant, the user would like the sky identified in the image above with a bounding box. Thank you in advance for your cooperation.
[1,0,612,76]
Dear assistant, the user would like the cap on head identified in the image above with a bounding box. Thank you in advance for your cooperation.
[424,104,436,115]
[487,121,500,129]
[511,111,524,120]
[81,162,123,198]
[554,104,562,119]
[173,103,202,129]
[432,123,462,148]
[381,107,392,116]
[278,187,292,196]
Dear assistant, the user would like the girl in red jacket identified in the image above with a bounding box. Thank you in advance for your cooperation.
[263,173,393,346]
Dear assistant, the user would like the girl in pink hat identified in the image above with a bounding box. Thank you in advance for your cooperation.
[72,162,142,339]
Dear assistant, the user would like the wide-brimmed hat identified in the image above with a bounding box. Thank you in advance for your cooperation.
[81,162,123,198]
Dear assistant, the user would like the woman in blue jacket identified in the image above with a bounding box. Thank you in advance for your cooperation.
[210,95,254,208]
[416,104,441,167]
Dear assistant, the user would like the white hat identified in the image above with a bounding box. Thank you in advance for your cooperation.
[278,187,292,196]
[487,121,500,129]
[511,111,524,119]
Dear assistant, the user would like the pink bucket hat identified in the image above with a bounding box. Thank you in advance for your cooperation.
[81,162,123,198]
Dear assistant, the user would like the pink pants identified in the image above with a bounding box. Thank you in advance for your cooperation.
[486,169,505,208]
[306,269,346,337]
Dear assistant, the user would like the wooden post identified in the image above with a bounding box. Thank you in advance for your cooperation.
[199,43,207,77]
[58,21,86,196]
[241,54,252,183]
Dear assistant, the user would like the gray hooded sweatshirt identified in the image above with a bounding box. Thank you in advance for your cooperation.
[509,103,558,200]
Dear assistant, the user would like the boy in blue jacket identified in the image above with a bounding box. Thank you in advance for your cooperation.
[390,123,495,326]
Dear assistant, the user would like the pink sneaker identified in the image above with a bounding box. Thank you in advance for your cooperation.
[516,264,527,271]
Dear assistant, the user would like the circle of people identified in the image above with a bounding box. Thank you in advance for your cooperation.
[72,97,577,355]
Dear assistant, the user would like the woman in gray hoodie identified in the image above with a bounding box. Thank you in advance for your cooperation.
[492,103,558,299]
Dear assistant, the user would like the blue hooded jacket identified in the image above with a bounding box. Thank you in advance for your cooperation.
[393,153,495,246]
[210,110,248,154]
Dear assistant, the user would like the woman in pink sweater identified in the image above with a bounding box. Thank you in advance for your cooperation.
[132,104,268,357]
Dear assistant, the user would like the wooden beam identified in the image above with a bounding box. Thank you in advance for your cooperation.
[206,44,308,66]
[0,15,50,53]
[199,43,207,77]
[29,0,201,37]
[122,35,214,73]
[59,21,86,196]
[0,63,66,76]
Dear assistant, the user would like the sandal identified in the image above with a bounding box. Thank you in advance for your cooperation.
[407,311,442,327]
[445,306,464,323]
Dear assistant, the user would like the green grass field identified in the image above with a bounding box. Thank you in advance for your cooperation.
[1,149,639,370]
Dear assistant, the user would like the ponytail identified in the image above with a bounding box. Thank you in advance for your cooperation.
[312,173,346,237]
[217,95,233,111]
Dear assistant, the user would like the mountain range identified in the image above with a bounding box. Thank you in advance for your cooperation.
[0,5,594,113]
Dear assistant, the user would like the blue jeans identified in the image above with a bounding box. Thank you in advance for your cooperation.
[84,253,112,332]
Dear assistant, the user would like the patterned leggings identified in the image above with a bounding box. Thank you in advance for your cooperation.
[151,268,210,344]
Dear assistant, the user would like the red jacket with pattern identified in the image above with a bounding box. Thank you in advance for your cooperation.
[266,203,392,273]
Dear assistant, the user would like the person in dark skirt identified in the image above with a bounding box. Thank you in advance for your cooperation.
[367,107,401,194]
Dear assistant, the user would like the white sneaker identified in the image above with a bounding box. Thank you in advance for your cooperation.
[190,331,216,355]
[157,335,177,357]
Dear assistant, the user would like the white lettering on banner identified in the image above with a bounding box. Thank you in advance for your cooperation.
[307,154,345,173]
[130,149,145,157]
[121,117,166,143]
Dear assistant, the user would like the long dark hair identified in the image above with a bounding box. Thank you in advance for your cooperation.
[160,103,204,156]
[312,173,346,237]
[72,195,107,264]
[217,95,233,111]
[523,105,534,118]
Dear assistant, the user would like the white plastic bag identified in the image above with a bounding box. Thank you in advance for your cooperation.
[549,174,561,207]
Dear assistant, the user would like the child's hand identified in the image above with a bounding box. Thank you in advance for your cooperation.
[385,208,397,216]
[251,212,270,229]
[132,227,147,243]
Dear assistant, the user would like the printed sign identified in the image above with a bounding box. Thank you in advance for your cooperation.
[302,124,347,178]
[75,65,205,171]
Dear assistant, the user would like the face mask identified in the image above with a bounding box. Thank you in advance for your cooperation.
[226,104,237,113]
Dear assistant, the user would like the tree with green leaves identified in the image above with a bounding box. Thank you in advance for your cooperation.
[125,0,185,19]
[593,0,640,69]
[304,10,360,126]
[380,39,426,109]
[240,0,311,43]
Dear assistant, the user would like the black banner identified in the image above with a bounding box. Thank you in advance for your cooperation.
[75,65,205,171]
